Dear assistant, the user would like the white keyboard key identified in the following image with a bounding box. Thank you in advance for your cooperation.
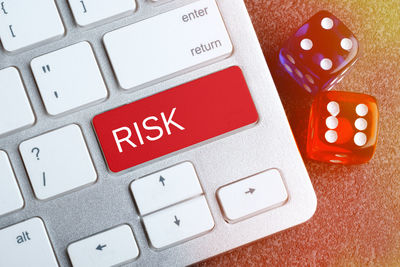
[0,67,35,136]
[19,124,97,200]
[131,162,203,215]
[68,0,136,27]
[0,0,64,52]
[104,0,232,89]
[217,169,288,223]
[143,196,214,249]
[68,225,139,267]
[0,217,58,267]
[0,150,24,216]
[31,42,108,116]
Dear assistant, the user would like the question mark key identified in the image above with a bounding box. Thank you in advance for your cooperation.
[18,124,97,200]
[31,147,40,160]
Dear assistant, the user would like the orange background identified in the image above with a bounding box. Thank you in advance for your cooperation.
[200,0,400,265]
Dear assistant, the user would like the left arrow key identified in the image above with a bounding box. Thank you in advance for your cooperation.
[96,244,107,251]
[68,225,139,267]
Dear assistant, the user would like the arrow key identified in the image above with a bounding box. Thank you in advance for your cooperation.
[245,188,255,194]
[143,196,214,249]
[217,168,288,223]
[96,244,107,251]
[131,162,203,215]
[173,215,180,226]
[68,225,139,267]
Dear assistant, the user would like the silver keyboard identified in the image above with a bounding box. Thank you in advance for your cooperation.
[0,0,317,266]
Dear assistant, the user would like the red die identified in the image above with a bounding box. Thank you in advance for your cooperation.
[279,11,360,94]
[307,91,378,164]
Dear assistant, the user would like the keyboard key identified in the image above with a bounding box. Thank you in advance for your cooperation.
[19,124,97,200]
[31,42,108,116]
[217,169,288,223]
[68,0,136,27]
[0,67,35,136]
[0,150,24,216]
[142,196,214,249]
[103,0,232,89]
[131,162,203,215]
[0,0,64,52]
[93,67,258,172]
[0,217,58,267]
[68,225,139,267]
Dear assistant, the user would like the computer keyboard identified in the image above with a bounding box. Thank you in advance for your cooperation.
[0,0,317,266]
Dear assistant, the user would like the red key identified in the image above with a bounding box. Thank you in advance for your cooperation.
[93,67,259,172]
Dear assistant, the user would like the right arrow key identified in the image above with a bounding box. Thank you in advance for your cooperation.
[217,169,288,223]
[245,188,256,194]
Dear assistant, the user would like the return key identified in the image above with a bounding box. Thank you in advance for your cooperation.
[103,0,233,90]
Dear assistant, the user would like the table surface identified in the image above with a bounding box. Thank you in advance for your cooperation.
[200,0,400,265]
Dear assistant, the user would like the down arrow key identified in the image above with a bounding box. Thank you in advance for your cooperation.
[173,215,180,226]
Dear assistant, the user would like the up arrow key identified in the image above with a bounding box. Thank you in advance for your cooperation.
[159,176,166,186]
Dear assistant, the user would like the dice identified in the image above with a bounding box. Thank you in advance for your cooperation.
[306,91,378,164]
[279,10,359,94]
